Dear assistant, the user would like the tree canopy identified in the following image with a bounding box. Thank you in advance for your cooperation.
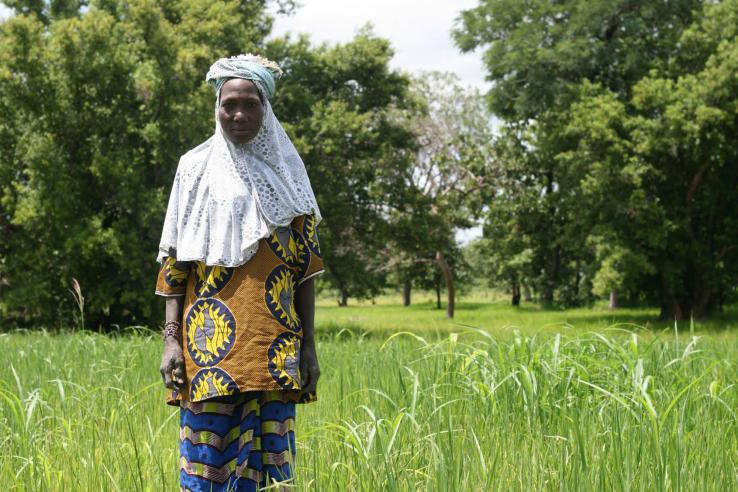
[266,30,417,306]
[454,0,738,318]
[0,1,420,326]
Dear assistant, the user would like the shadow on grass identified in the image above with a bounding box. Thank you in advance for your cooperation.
[318,300,738,339]
[314,319,465,342]
[402,300,515,312]
[572,306,738,333]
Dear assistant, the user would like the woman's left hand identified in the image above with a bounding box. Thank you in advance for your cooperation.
[300,342,320,395]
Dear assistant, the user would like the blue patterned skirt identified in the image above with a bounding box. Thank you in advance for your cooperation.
[179,391,296,492]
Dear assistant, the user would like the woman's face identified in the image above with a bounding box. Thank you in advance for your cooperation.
[218,79,264,144]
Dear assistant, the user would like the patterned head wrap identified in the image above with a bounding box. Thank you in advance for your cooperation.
[206,54,283,100]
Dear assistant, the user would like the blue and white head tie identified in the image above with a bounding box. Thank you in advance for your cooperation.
[206,54,283,101]
[157,54,321,267]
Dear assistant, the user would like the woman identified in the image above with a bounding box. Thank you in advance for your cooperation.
[154,54,323,491]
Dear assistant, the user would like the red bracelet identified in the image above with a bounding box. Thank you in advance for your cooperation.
[163,320,181,342]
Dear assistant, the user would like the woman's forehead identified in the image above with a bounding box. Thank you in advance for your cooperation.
[221,78,259,97]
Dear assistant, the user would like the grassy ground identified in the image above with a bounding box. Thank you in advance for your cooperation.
[1,298,737,490]
[316,290,738,338]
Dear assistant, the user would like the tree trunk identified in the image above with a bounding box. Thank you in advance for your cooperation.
[542,246,560,304]
[436,251,455,318]
[659,272,712,320]
[659,298,683,321]
[339,286,348,307]
[434,273,442,309]
[542,279,554,304]
[511,281,521,306]
[715,282,724,312]
[658,275,683,321]
[523,283,533,303]
[402,279,411,307]
[608,288,617,310]
[690,272,712,319]
[541,169,559,305]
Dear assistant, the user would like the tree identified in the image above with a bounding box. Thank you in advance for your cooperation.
[453,0,725,315]
[562,0,738,318]
[0,0,287,326]
[266,28,416,306]
[454,0,701,121]
[386,72,494,317]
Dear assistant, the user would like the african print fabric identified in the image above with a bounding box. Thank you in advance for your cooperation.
[155,214,323,405]
[179,391,296,492]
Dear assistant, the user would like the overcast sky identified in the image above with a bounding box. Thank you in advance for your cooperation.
[271,0,487,91]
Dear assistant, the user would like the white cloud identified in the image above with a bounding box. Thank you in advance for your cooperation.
[271,0,489,91]
[456,224,483,245]
[0,4,13,21]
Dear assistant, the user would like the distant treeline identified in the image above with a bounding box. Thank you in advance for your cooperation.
[1,0,736,328]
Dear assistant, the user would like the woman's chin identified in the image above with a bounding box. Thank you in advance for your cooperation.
[227,132,256,144]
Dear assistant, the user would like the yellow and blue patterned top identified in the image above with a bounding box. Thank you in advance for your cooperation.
[155,214,323,405]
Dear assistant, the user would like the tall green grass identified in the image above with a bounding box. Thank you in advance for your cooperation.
[1,322,736,490]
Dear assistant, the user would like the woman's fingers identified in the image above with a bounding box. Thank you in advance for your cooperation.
[172,356,186,389]
[160,358,174,389]
[300,345,320,395]
[161,340,186,390]
[300,359,309,388]
[302,365,320,394]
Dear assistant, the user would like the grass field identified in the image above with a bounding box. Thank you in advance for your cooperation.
[317,291,738,339]
[1,298,737,490]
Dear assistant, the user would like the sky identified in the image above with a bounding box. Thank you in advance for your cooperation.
[271,0,488,91]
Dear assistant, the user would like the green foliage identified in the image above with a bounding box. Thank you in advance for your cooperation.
[0,4,418,324]
[3,0,736,324]
[589,238,654,299]
[455,0,738,317]
[562,0,738,317]
[0,0,280,326]
[454,0,700,120]
[266,29,417,304]
[385,72,493,299]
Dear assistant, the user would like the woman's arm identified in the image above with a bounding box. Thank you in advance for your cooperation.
[295,277,320,395]
[159,296,186,390]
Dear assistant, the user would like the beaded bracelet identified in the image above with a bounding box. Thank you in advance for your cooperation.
[163,320,181,342]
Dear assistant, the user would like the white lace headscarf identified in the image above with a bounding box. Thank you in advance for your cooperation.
[157,54,321,267]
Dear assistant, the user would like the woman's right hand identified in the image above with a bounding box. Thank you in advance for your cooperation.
[160,339,186,390]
